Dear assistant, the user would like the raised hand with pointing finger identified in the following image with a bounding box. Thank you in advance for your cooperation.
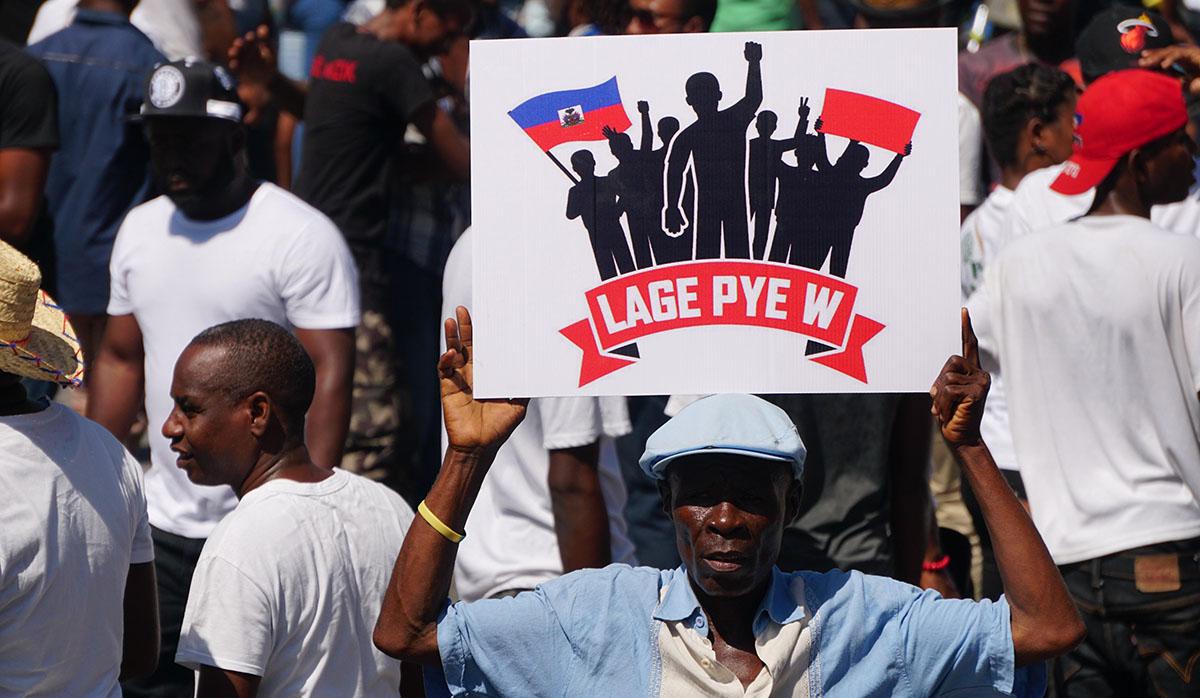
[930,308,989,448]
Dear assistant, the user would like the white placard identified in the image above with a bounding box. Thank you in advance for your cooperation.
[470,29,961,397]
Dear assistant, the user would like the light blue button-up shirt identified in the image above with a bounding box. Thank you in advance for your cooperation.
[435,564,1045,697]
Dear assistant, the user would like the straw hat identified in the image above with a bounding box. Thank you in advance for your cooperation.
[0,241,82,387]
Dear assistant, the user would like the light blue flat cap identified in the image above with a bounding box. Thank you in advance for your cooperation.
[639,394,806,481]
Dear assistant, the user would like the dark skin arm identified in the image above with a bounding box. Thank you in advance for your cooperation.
[0,148,50,247]
[228,25,307,119]
[197,666,261,698]
[888,393,932,587]
[119,562,159,680]
[294,328,354,468]
[548,442,612,572]
[87,314,146,441]
[374,307,527,665]
[411,102,470,181]
[930,310,1085,666]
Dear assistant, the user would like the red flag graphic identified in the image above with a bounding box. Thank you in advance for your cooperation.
[818,89,920,155]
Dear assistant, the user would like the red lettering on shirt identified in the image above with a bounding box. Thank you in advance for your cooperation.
[309,55,358,84]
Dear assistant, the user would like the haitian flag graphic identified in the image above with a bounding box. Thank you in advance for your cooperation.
[508,78,633,150]
[470,30,961,397]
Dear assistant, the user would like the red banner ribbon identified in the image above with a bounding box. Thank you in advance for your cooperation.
[559,261,885,387]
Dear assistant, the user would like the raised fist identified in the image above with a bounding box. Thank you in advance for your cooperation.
[637,100,649,114]
[744,42,762,62]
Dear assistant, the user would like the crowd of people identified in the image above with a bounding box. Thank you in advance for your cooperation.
[2,0,1200,695]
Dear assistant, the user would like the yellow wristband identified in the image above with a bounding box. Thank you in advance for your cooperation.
[417,500,465,543]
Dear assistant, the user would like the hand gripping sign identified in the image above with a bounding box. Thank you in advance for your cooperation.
[560,261,885,386]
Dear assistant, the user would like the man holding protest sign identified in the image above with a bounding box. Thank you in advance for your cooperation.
[374,306,1083,696]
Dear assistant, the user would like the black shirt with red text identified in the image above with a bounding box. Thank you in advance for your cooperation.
[295,23,434,248]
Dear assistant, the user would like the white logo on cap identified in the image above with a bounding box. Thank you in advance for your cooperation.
[149,66,185,109]
[213,66,235,92]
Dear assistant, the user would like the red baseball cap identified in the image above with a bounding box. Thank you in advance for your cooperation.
[1051,69,1187,195]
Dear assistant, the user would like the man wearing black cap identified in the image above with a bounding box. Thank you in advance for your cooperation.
[373,307,1083,696]
[88,59,360,697]
[970,69,1200,696]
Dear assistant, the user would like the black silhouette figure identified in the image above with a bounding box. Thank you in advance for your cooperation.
[651,115,694,263]
[806,116,911,278]
[603,100,665,269]
[770,99,823,267]
[748,110,796,260]
[664,41,763,260]
[566,150,636,280]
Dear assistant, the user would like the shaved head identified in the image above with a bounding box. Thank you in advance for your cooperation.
[187,319,315,437]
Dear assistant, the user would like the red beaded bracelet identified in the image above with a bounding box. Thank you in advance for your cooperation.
[922,554,951,572]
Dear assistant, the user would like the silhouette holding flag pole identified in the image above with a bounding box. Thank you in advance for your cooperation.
[508,77,634,183]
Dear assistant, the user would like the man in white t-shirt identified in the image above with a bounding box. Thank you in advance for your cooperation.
[442,229,637,601]
[164,320,415,695]
[0,240,158,695]
[87,60,358,696]
[959,62,1077,598]
[970,69,1200,696]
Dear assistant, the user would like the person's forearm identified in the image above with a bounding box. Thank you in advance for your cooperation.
[86,353,144,441]
[305,368,350,468]
[548,444,611,572]
[374,446,497,665]
[745,60,762,106]
[953,442,1082,665]
[268,72,307,119]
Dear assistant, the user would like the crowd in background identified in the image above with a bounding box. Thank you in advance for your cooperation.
[2,0,1200,694]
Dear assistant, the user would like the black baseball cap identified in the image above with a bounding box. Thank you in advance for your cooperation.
[1076,7,1175,84]
[137,59,243,123]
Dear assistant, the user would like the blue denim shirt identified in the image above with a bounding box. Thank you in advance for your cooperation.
[27,10,163,315]
[436,564,1046,697]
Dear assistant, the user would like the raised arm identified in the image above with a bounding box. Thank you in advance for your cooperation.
[867,142,911,192]
[228,25,307,119]
[812,117,833,172]
[294,327,354,468]
[734,42,764,120]
[930,309,1084,666]
[88,314,146,442]
[374,307,527,666]
[638,101,653,152]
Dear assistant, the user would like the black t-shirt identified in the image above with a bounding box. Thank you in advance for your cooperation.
[0,39,58,150]
[0,38,59,293]
[295,23,434,248]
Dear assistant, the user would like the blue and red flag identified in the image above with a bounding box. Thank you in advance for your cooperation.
[508,77,632,151]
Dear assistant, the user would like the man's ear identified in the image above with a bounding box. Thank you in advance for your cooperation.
[784,480,803,526]
[657,480,673,519]
[246,391,272,438]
